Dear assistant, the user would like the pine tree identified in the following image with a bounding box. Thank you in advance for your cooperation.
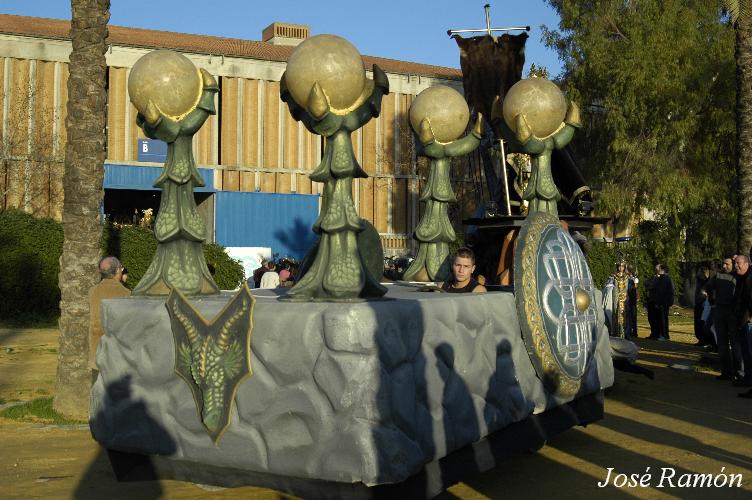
[543,0,737,258]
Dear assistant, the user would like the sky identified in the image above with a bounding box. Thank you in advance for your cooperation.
[2,0,564,76]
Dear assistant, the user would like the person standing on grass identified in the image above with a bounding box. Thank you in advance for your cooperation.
[89,256,130,383]
[646,265,660,339]
[693,263,713,347]
[647,263,674,341]
[732,255,752,393]
[627,264,639,338]
[705,257,738,380]
[656,264,675,341]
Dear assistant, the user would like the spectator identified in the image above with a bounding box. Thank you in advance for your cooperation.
[89,256,131,382]
[705,257,738,380]
[694,263,713,347]
[627,264,639,338]
[733,255,752,390]
[252,260,268,288]
[646,263,674,341]
[279,263,291,283]
[259,261,280,289]
[646,266,659,339]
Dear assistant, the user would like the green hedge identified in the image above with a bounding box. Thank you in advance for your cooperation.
[101,225,244,291]
[0,210,245,323]
[203,242,245,290]
[0,209,63,323]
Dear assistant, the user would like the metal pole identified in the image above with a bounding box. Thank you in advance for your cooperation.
[484,4,492,35]
[499,139,511,215]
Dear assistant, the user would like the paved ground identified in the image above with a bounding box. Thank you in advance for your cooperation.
[1,311,750,499]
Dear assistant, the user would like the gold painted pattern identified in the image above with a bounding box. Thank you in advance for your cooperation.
[168,285,255,444]
[517,213,583,398]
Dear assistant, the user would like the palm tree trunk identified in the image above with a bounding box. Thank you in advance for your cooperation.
[53,0,110,419]
[737,12,752,253]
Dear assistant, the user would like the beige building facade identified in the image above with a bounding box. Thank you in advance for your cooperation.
[0,14,484,256]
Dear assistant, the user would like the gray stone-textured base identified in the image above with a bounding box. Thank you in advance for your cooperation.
[105,391,604,499]
[91,284,613,487]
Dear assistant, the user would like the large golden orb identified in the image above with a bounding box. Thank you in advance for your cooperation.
[409,86,469,143]
[128,50,202,121]
[575,287,591,312]
[502,78,567,138]
[285,34,366,114]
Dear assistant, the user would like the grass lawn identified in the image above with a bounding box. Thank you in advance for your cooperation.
[0,397,86,425]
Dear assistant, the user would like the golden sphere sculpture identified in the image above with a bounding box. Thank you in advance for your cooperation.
[575,287,591,312]
[128,50,202,121]
[285,34,367,115]
[409,86,470,143]
[502,78,567,138]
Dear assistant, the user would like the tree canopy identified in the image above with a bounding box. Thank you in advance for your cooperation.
[543,0,737,260]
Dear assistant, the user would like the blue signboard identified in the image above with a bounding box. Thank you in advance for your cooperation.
[137,138,168,163]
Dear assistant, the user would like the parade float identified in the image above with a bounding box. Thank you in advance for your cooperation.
[89,24,614,499]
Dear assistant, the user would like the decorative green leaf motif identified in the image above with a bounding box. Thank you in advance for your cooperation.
[166,285,255,444]
[222,340,243,380]
[171,158,190,181]
[178,342,193,374]
[154,199,178,239]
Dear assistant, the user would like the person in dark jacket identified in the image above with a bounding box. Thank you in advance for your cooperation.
[627,264,639,338]
[646,267,659,339]
[732,255,752,391]
[705,257,738,379]
[252,260,269,289]
[646,263,674,341]
[693,263,713,346]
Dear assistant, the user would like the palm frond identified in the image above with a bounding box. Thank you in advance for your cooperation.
[723,0,751,23]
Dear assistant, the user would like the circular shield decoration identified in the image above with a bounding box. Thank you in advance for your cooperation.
[514,212,599,398]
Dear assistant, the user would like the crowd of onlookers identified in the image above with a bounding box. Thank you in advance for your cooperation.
[250,258,298,289]
[603,255,752,399]
[696,255,752,399]
[383,256,412,282]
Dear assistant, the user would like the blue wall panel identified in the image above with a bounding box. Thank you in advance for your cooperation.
[215,191,320,260]
[104,163,214,192]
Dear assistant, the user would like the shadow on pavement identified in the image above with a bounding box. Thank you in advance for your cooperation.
[73,375,174,500]
[600,413,752,470]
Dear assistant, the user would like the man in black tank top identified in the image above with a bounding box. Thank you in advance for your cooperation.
[438,247,487,294]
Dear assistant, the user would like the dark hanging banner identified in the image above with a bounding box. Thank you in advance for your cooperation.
[453,33,528,126]
[453,32,592,214]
